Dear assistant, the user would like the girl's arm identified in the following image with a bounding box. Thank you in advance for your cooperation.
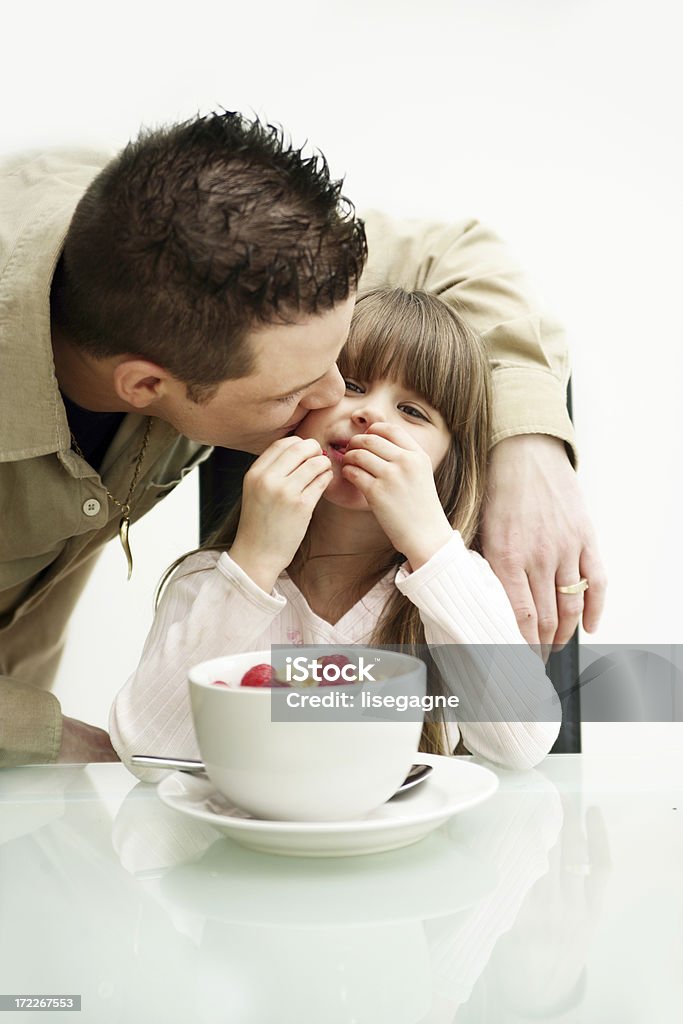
[111,436,331,780]
[394,532,562,769]
[109,550,287,780]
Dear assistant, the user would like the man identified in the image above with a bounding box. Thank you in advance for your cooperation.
[0,111,605,766]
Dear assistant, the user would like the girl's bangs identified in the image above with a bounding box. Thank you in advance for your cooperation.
[338,293,462,426]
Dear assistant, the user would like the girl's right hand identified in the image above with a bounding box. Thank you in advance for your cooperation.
[229,437,332,592]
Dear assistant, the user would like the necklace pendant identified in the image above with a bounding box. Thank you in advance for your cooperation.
[119,515,134,581]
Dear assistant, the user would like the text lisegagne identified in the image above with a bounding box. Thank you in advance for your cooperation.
[284,690,460,712]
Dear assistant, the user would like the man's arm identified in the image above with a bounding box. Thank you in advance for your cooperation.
[0,678,62,765]
[361,212,576,455]
[360,212,606,648]
[1,677,118,766]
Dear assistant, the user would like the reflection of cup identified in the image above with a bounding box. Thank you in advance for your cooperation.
[188,647,426,821]
[156,833,493,1024]
[159,831,494,926]
[112,789,494,1023]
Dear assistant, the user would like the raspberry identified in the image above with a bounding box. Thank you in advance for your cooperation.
[318,654,351,671]
[211,680,229,687]
[317,653,352,686]
[240,663,277,688]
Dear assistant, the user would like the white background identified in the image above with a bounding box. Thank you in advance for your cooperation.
[3,0,682,750]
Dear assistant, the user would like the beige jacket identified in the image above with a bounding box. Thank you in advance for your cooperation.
[0,150,575,765]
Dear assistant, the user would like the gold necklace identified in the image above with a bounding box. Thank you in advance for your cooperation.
[70,417,153,580]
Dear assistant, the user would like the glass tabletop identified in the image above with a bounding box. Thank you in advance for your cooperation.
[0,754,681,1023]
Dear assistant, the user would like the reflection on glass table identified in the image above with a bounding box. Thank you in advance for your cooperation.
[1,755,681,1023]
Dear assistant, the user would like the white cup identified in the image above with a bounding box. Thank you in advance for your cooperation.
[188,647,426,821]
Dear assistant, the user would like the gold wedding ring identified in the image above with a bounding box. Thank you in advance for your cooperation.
[556,577,589,595]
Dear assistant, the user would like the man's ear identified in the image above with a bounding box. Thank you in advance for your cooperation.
[112,359,173,409]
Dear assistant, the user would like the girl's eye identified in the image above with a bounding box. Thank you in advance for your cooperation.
[400,404,429,421]
[344,379,364,394]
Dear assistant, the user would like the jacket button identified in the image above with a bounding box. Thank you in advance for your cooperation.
[82,498,102,517]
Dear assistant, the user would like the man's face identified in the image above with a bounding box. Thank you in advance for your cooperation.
[158,295,356,452]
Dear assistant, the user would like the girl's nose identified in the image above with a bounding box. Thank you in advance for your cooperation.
[351,402,384,428]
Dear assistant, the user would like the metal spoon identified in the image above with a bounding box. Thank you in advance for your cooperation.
[397,762,433,792]
[131,755,433,794]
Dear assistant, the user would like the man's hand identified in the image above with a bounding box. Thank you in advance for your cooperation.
[57,716,120,764]
[480,435,606,653]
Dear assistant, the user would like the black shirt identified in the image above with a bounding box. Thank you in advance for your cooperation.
[60,391,126,473]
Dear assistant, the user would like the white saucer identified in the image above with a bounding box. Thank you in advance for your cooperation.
[157,754,499,857]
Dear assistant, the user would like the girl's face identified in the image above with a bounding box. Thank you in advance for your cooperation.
[297,374,452,510]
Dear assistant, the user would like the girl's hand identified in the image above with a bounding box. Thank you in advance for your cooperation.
[341,423,453,570]
[230,437,332,591]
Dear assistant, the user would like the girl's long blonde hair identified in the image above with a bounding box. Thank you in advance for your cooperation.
[158,289,492,754]
[337,290,492,754]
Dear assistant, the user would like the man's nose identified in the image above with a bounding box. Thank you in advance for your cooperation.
[299,365,345,410]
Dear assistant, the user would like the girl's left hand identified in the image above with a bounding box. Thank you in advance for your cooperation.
[342,423,454,570]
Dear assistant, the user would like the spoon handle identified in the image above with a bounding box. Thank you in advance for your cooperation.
[131,755,206,774]
[397,763,433,792]
[130,756,433,792]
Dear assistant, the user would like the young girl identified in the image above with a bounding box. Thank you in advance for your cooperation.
[111,289,560,775]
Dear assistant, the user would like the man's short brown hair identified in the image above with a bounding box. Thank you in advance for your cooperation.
[51,111,367,398]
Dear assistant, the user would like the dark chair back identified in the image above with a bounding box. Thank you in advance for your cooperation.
[545,378,581,752]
